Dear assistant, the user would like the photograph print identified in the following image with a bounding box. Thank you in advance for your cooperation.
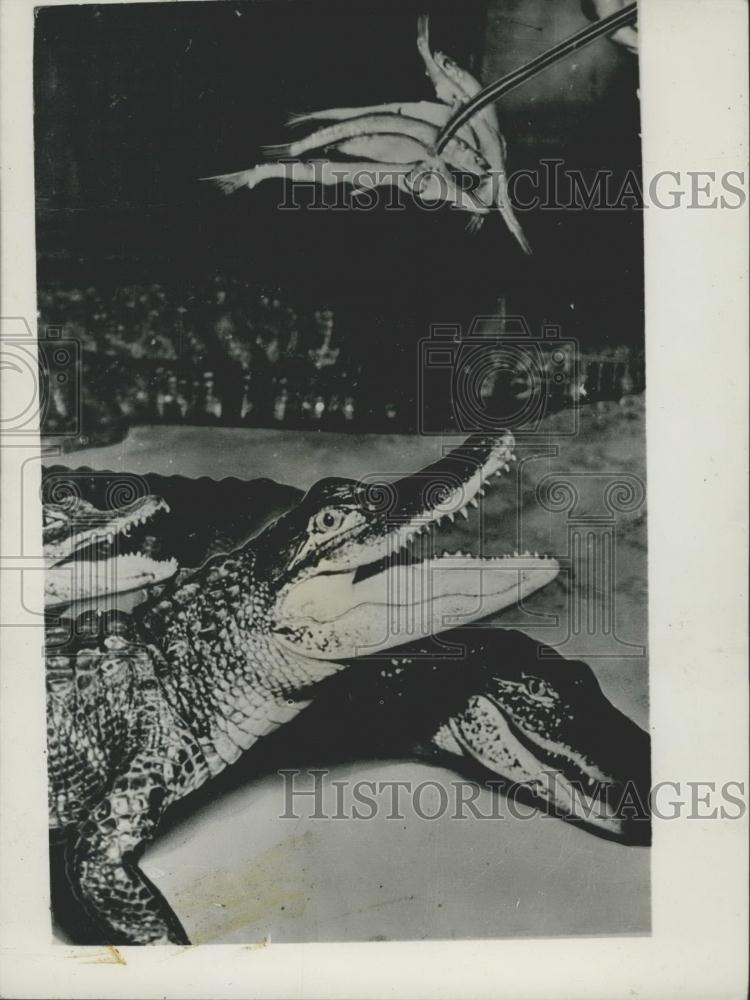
[36,0,650,945]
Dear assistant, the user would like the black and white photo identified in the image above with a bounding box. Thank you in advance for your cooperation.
[0,0,747,995]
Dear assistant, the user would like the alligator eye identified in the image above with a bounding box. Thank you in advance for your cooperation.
[314,509,344,533]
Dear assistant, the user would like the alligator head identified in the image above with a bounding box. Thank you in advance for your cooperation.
[44,495,178,607]
[249,432,560,660]
[426,631,651,843]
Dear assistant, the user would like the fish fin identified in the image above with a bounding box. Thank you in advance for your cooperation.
[286,111,314,128]
[514,230,533,255]
[200,169,255,195]
[262,142,293,160]
[465,214,485,234]
[498,208,532,254]
[495,182,533,254]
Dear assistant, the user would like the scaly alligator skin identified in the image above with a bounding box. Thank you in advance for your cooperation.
[42,472,301,608]
[47,433,565,945]
[49,618,650,942]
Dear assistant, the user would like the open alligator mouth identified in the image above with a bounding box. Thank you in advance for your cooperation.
[450,691,640,838]
[277,433,560,658]
[45,496,178,606]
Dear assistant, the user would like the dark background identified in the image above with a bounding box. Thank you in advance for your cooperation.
[38,4,650,946]
[34,0,643,421]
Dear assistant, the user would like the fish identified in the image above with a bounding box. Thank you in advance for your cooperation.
[406,161,491,218]
[419,18,531,253]
[263,112,489,178]
[416,14,467,106]
[582,0,638,54]
[203,159,489,221]
[288,101,480,147]
[438,57,531,253]
[203,160,415,196]
[431,48,504,150]
[330,133,429,165]
[287,101,440,127]
[331,132,492,225]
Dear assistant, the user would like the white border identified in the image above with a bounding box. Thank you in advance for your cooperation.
[1,0,748,997]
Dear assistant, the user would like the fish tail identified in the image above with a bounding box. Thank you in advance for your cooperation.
[201,169,256,195]
[494,176,532,254]
[286,111,313,128]
[262,142,294,160]
[465,214,485,235]
[265,121,371,159]
[513,227,533,255]
[499,205,532,254]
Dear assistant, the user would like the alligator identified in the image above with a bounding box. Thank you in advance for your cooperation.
[43,494,178,607]
[227,625,650,845]
[47,432,584,944]
[42,474,302,608]
[49,616,650,943]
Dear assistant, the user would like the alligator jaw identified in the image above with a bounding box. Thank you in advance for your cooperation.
[45,553,179,606]
[276,433,560,658]
[449,692,640,840]
[44,496,178,606]
[44,495,171,566]
[280,552,559,658]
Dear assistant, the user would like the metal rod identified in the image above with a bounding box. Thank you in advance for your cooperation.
[436,2,638,153]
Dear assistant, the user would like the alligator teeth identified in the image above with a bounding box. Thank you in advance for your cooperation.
[469,498,479,508]
[459,508,469,520]
[503,464,510,472]
[447,513,455,523]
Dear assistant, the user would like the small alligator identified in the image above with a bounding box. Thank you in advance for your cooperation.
[43,494,178,607]
[48,433,583,944]
[42,474,302,608]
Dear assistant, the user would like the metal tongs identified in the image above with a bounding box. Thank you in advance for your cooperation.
[436,2,638,152]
